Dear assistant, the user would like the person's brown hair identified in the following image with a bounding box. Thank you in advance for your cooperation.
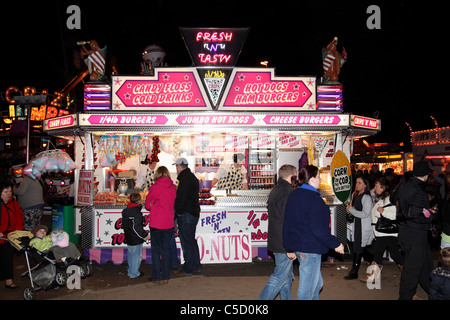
[298,165,318,185]
[130,192,141,204]
[155,166,171,180]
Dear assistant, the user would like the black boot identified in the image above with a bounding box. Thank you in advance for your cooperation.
[344,253,362,280]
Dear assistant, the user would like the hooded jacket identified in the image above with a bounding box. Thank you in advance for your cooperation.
[121,203,148,246]
[145,176,177,229]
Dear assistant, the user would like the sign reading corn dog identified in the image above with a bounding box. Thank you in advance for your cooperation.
[331,150,352,203]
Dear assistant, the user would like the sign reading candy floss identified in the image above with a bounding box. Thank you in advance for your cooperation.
[220,69,316,111]
[112,69,210,110]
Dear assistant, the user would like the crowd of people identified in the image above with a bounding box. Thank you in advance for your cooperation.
[259,161,450,300]
[2,151,449,300]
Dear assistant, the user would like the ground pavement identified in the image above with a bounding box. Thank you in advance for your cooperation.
[0,252,430,301]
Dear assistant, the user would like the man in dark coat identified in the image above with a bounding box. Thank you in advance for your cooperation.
[392,161,434,300]
[259,164,297,300]
[173,158,201,276]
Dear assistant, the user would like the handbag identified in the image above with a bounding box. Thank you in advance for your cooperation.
[374,215,399,234]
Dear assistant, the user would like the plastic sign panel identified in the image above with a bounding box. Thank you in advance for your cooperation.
[351,115,381,131]
[219,68,316,111]
[77,170,94,206]
[112,69,212,110]
[180,27,249,67]
[196,68,233,109]
[331,150,352,203]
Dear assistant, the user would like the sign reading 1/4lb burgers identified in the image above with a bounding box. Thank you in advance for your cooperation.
[331,150,352,203]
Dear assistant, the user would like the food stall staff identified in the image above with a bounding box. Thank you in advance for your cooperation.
[135,155,158,191]
[211,153,249,190]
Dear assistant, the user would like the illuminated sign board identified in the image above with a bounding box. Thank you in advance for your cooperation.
[112,69,212,110]
[180,27,249,67]
[350,115,381,131]
[84,83,111,111]
[219,68,316,111]
[317,85,343,111]
[66,113,350,129]
[196,68,233,108]
[43,114,77,131]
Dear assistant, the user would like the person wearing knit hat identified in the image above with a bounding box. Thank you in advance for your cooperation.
[391,160,434,299]
[413,161,430,177]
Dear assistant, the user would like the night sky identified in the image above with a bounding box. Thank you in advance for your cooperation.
[1,1,445,147]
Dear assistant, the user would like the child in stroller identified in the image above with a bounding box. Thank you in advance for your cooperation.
[6,227,91,300]
[30,225,87,267]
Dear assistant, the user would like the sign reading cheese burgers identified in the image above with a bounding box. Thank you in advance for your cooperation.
[331,150,352,203]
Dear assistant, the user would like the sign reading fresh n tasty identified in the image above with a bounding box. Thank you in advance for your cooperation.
[112,69,211,110]
[220,68,316,110]
[180,27,249,67]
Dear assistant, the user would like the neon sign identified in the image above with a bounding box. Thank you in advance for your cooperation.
[180,27,249,67]
[219,68,316,111]
[112,69,211,110]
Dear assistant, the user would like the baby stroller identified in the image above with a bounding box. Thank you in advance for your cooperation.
[3,230,92,300]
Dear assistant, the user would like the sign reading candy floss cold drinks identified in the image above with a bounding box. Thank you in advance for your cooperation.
[112,69,211,110]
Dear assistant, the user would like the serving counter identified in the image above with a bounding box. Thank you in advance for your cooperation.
[80,189,348,265]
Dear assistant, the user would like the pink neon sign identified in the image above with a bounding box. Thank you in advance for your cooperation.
[85,114,168,125]
[221,70,315,110]
[263,115,342,125]
[113,72,207,109]
[176,114,255,125]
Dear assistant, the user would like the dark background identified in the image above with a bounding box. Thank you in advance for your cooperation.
[1,1,445,147]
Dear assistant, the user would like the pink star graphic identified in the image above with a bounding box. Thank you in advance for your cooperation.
[126,82,132,88]
[163,73,170,81]
[234,86,240,91]
[293,83,300,90]
[124,92,131,99]
[238,74,245,81]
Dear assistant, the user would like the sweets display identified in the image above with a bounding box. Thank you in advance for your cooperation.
[198,188,215,205]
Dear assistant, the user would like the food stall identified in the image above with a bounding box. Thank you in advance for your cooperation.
[42,28,381,264]
[411,125,450,174]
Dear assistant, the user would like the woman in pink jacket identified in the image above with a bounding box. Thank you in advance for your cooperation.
[145,166,177,284]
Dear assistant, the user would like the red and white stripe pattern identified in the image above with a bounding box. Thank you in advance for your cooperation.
[89,50,106,74]
[323,54,335,72]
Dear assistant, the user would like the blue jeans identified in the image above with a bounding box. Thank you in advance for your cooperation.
[258,252,293,300]
[177,213,201,274]
[296,252,323,300]
[150,228,172,281]
[127,243,143,278]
